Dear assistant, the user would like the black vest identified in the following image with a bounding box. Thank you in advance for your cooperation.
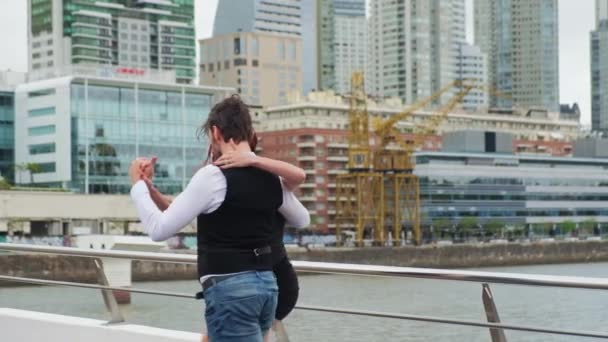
[197,167,284,278]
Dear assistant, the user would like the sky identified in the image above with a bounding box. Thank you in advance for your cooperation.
[0,0,596,125]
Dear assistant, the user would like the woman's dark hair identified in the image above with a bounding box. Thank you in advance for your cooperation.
[198,94,253,144]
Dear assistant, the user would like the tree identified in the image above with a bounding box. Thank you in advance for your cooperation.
[484,219,505,239]
[26,163,43,184]
[580,219,596,236]
[457,216,478,240]
[0,177,10,190]
[432,218,452,239]
[561,220,576,237]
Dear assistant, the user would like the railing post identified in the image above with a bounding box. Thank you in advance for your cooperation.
[94,259,125,324]
[482,283,507,342]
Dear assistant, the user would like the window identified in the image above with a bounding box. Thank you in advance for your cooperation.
[28,89,55,98]
[120,22,128,29]
[234,58,247,66]
[141,24,148,31]
[120,54,127,60]
[252,60,259,67]
[95,124,104,137]
[287,40,296,60]
[131,23,138,30]
[34,162,56,173]
[47,61,53,67]
[131,55,138,62]
[131,34,137,40]
[120,33,127,39]
[121,43,128,50]
[251,37,259,57]
[28,106,55,117]
[141,56,148,63]
[131,44,137,51]
[29,143,55,155]
[234,37,241,55]
[141,34,147,41]
[224,60,230,69]
[28,125,56,136]
[315,176,325,183]
[278,40,285,60]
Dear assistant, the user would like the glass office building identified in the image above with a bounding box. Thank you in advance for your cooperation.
[415,151,608,230]
[15,73,231,194]
[0,91,15,182]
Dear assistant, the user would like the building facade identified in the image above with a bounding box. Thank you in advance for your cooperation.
[417,150,608,238]
[368,0,460,104]
[474,0,559,112]
[28,0,196,84]
[333,0,367,95]
[0,91,14,182]
[591,0,608,132]
[213,0,302,37]
[0,72,27,183]
[13,70,231,193]
[199,32,302,107]
[455,44,488,111]
[300,0,336,93]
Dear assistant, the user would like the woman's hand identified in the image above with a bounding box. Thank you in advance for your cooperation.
[214,151,257,169]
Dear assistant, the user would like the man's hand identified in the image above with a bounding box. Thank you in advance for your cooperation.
[130,156,157,185]
[214,151,257,169]
[129,158,146,185]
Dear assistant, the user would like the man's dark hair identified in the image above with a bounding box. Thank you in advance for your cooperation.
[199,94,253,144]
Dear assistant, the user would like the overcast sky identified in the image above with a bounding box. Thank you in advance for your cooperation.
[0,0,595,125]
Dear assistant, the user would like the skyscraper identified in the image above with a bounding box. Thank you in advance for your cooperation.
[368,0,457,105]
[598,0,608,26]
[474,0,559,112]
[301,0,335,93]
[28,0,196,84]
[592,0,608,132]
[333,0,366,95]
[213,0,302,37]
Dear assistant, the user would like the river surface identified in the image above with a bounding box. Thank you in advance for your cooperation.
[2,262,608,341]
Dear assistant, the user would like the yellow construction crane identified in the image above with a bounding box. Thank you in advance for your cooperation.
[335,74,494,246]
[335,73,384,246]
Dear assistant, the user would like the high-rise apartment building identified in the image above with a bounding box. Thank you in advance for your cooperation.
[474,0,559,112]
[368,0,457,105]
[199,32,302,107]
[213,0,302,37]
[599,0,608,26]
[456,44,488,111]
[301,0,335,93]
[333,0,366,95]
[28,0,196,84]
[592,0,608,132]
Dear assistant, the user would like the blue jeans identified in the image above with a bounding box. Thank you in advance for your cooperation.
[203,271,278,342]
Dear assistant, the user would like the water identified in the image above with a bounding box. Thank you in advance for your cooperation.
[2,262,608,341]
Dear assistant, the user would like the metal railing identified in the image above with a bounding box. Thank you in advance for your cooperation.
[1,243,608,341]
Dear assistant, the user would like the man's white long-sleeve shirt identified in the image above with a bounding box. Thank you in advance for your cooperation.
[130,164,310,243]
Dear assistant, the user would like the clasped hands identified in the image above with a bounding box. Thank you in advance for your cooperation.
[129,151,258,185]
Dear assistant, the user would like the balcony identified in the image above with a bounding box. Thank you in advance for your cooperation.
[327,142,348,148]
[304,169,316,175]
[300,183,315,188]
[327,156,348,162]
[297,155,316,162]
[327,183,336,188]
[327,169,347,175]
[297,142,316,148]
